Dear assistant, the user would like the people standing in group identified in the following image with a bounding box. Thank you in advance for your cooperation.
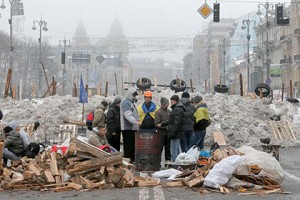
[137,91,159,130]
[168,95,185,162]
[120,88,140,163]
[155,97,171,162]
[193,96,210,150]
[106,97,122,152]
[179,92,195,152]
[92,100,109,128]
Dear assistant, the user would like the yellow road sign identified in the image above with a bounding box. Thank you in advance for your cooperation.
[197,3,213,19]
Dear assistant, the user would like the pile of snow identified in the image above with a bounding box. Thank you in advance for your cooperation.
[0,89,299,147]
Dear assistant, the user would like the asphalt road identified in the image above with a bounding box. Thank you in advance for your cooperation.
[1,147,300,200]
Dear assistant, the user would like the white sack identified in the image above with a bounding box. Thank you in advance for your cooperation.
[204,155,245,188]
[237,145,285,183]
[152,169,182,179]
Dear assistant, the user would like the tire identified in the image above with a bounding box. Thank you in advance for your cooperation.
[170,79,186,92]
[136,78,152,90]
[214,84,229,93]
[255,83,270,97]
[286,97,299,104]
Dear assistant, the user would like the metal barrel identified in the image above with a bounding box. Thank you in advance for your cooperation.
[135,129,161,171]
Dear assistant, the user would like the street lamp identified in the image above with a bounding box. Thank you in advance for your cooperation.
[241,16,256,93]
[32,17,48,96]
[257,2,274,83]
[0,0,24,70]
[59,38,71,95]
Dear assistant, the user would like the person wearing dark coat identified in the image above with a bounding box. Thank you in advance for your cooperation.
[179,92,196,152]
[3,121,24,162]
[155,97,171,161]
[106,97,122,151]
[168,95,185,162]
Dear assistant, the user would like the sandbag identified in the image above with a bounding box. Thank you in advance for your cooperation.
[237,146,285,183]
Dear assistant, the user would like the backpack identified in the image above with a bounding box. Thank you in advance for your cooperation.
[85,111,94,131]
[86,111,95,126]
[24,142,45,158]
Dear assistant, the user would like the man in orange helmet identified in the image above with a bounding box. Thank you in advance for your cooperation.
[137,90,159,130]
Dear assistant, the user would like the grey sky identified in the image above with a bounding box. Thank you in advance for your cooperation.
[0,0,291,61]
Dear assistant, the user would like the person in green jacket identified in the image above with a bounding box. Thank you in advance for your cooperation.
[193,96,210,149]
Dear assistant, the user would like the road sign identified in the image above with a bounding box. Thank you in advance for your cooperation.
[197,3,213,19]
[265,78,272,85]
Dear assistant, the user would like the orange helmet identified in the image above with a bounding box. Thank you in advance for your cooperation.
[144,91,152,98]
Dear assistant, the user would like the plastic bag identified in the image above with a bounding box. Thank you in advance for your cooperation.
[186,145,200,161]
[175,153,196,164]
[203,155,245,188]
[152,169,182,179]
[237,146,285,183]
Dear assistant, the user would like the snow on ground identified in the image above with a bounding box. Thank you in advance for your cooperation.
[0,88,299,147]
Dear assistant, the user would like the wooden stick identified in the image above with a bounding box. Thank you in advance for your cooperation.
[4,68,12,98]
[239,73,243,96]
[114,73,118,95]
[281,82,284,101]
[105,81,108,97]
[290,80,293,98]
[282,121,292,139]
[273,121,282,140]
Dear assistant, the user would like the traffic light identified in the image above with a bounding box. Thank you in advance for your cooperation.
[61,52,65,64]
[276,4,289,25]
[213,3,220,22]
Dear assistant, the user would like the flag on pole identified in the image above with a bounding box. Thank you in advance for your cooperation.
[79,76,88,103]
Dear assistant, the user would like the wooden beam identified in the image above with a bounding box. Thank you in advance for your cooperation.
[105,81,108,97]
[67,154,122,175]
[239,73,243,96]
[75,139,109,158]
[4,68,12,98]
[0,142,4,174]
[114,73,118,95]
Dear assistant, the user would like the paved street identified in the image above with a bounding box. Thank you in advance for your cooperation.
[1,147,300,200]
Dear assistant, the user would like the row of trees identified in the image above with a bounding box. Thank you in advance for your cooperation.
[0,31,61,99]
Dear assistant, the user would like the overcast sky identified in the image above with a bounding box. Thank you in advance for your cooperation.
[0,0,292,61]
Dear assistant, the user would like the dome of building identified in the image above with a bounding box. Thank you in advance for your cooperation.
[108,17,124,38]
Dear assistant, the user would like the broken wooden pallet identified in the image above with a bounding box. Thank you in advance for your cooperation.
[57,124,77,144]
[212,132,227,146]
[269,121,296,141]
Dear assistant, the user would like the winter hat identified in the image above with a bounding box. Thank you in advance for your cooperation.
[101,100,109,108]
[170,95,179,102]
[182,92,190,98]
[194,96,202,103]
[113,97,122,104]
[4,126,13,133]
[160,97,169,105]
[8,120,19,132]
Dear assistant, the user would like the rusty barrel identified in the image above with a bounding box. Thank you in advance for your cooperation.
[135,129,161,171]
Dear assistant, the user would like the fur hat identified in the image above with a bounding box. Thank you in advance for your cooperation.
[194,96,203,103]
[113,97,122,104]
[160,97,169,105]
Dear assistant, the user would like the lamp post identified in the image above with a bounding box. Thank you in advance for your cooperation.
[257,2,274,83]
[241,16,256,93]
[0,0,24,70]
[32,17,48,96]
[59,38,71,95]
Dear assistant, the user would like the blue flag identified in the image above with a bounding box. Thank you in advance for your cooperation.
[79,76,88,103]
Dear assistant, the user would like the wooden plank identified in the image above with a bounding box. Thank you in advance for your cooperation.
[67,182,83,191]
[269,121,279,140]
[4,68,12,98]
[166,181,184,187]
[75,139,108,158]
[281,121,292,139]
[67,154,122,175]
[287,121,296,139]
[137,179,160,187]
[187,175,204,187]
[212,132,227,145]
[272,121,283,140]
[44,169,55,183]
[28,163,41,176]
